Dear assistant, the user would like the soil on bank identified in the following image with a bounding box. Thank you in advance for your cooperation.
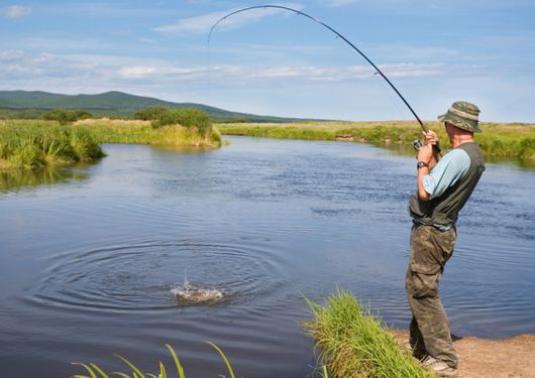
[391,330,535,378]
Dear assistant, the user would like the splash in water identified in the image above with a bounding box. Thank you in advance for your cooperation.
[170,274,226,305]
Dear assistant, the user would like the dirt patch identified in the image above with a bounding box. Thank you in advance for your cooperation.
[391,330,535,377]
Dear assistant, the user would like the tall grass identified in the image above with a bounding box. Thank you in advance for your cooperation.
[0,121,104,170]
[306,289,433,378]
[219,121,535,164]
[74,119,221,147]
[72,343,235,378]
[0,119,222,170]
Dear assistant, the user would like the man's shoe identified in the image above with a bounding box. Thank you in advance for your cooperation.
[422,356,458,377]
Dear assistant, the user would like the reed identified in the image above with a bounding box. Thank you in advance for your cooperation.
[72,343,235,378]
[305,289,433,378]
[0,120,104,170]
[0,119,222,170]
[74,119,221,147]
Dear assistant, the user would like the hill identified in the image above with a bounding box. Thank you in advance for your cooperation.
[0,90,305,123]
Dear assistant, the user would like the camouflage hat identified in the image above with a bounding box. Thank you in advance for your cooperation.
[438,101,481,133]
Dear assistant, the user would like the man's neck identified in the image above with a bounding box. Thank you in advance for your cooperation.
[451,135,474,148]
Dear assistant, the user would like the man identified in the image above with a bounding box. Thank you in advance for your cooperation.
[406,101,485,377]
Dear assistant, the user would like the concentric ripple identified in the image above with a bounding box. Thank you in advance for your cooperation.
[27,241,282,313]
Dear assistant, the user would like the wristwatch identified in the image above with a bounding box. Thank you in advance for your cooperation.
[417,161,429,169]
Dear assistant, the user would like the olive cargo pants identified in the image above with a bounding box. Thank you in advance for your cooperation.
[405,224,458,368]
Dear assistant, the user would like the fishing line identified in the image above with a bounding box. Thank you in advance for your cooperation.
[208,4,429,132]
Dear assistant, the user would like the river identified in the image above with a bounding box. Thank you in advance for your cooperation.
[1,136,534,377]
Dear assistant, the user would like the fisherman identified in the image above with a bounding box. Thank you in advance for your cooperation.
[406,101,485,377]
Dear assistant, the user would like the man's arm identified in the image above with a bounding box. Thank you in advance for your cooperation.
[417,147,471,202]
[416,144,433,201]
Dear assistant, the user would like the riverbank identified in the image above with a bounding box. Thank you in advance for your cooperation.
[306,290,432,377]
[391,330,535,378]
[0,119,221,170]
[218,121,535,164]
[308,291,535,378]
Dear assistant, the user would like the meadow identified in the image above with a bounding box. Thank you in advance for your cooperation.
[218,121,535,164]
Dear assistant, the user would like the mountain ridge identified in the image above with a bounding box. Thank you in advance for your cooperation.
[0,90,309,122]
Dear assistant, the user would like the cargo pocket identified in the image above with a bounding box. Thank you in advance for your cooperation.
[407,226,444,298]
[407,269,441,299]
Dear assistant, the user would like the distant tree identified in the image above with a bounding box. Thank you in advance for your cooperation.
[41,109,93,125]
[134,107,169,121]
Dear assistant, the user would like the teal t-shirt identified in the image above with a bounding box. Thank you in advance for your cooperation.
[423,148,471,199]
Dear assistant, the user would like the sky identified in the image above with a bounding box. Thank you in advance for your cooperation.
[1,0,534,122]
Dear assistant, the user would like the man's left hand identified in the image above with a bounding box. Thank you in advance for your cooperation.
[417,143,434,164]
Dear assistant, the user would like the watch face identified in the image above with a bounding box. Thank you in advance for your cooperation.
[417,161,427,169]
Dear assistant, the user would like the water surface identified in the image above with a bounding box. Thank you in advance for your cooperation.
[1,137,534,377]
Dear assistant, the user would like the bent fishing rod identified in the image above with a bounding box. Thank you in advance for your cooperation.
[208,4,429,133]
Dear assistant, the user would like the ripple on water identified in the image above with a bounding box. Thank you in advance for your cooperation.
[25,241,283,313]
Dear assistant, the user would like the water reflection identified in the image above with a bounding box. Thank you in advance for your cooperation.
[0,166,88,192]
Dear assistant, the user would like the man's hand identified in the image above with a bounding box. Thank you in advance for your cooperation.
[417,143,434,165]
[423,130,439,145]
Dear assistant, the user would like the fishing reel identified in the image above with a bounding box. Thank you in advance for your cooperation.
[412,139,442,156]
[412,139,424,151]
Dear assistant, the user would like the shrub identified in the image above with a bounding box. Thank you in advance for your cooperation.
[41,109,93,125]
[151,108,212,137]
[134,107,169,121]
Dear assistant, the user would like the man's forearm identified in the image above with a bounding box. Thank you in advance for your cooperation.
[417,167,431,201]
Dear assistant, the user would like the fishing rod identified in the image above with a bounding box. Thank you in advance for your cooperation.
[208,4,429,133]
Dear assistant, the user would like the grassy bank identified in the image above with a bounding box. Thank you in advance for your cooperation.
[0,119,221,170]
[74,118,221,147]
[219,121,535,164]
[0,120,104,170]
[306,290,432,378]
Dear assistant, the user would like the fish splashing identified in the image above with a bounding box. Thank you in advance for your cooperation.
[171,282,225,305]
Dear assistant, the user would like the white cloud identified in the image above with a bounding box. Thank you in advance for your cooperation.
[0,50,448,86]
[321,0,358,7]
[154,3,304,35]
[3,5,31,19]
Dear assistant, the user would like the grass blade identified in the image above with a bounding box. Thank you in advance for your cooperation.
[208,342,235,378]
[115,354,146,378]
[111,372,131,378]
[165,344,185,378]
[90,363,110,378]
[72,363,98,378]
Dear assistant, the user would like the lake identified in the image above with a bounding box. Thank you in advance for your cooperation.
[1,136,534,377]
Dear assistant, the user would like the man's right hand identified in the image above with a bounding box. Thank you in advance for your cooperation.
[423,130,439,145]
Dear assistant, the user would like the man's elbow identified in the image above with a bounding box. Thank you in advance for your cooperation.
[418,190,431,202]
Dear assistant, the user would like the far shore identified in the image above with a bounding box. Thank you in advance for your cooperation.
[217,121,535,165]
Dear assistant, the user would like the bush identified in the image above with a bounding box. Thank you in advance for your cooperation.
[151,108,212,137]
[134,107,169,121]
[41,109,93,125]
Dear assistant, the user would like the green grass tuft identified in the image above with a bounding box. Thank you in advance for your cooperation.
[0,121,104,170]
[305,289,433,378]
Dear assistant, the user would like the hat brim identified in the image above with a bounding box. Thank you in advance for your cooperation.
[438,112,481,133]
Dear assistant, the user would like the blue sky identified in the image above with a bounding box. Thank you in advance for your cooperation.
[1,0,534,121]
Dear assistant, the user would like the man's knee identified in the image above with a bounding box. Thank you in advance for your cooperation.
[406,270,440,299]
